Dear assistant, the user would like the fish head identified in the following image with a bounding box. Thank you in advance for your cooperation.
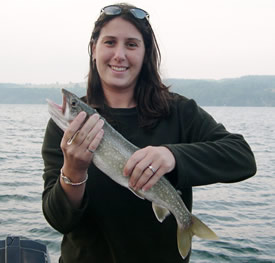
[47,88,95,131]
[62,88,84,120]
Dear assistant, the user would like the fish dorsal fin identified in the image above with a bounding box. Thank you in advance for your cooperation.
[152,203,170,223]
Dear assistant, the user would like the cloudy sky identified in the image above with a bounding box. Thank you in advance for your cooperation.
[1,0,275,84]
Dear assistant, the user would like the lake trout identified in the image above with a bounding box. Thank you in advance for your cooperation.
[47,88,218,259]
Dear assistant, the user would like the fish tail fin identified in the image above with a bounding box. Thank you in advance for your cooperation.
[191,215,218,240]
[177,215,218,259]
[177,224,192,259]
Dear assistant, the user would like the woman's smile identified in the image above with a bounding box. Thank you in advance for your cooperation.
[109,65,129,72]
[92,17,145,92]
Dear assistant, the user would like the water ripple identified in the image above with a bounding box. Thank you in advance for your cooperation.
[1,105,275,262]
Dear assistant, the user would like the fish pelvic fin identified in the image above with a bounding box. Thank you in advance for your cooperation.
[152,203,170,223]
[129,188,145,200]
[177,215,218,260]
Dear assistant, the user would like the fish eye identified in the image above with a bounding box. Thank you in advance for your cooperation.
[71,99,78,107]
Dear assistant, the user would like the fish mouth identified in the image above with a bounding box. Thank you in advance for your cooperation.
[47,93,66,114]
[47,95,65,112]
[47,92,69,131]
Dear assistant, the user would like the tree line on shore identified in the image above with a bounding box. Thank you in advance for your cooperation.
[0,75,274,106]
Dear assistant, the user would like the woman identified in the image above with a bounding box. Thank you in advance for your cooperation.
[42,3,257,263]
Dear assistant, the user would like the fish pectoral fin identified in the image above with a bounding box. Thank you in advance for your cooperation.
[129,188,145,200]
[152,203,170,223]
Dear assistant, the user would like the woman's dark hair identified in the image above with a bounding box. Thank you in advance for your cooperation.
[87,3,172,128]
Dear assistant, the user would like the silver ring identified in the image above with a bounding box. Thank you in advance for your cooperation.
[88,149,95,154]
[148,165,156,174]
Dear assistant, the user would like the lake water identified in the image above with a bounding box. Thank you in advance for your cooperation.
[0,105,274,263]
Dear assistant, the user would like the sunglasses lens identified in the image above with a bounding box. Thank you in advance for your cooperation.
[101,6,149,20]
[130,8,148,19]
[103,6,122,15]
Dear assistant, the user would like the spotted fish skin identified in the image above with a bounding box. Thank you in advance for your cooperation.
[47,89,218,259]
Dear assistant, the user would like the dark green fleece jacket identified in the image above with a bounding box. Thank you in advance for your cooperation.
[42,95,256,263]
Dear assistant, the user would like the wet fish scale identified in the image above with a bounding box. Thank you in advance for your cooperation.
[47,89,218,260]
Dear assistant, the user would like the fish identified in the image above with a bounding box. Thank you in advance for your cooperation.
[47,88,218,259]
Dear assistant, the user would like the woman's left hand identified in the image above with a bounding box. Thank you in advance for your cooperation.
[123,146,176,191]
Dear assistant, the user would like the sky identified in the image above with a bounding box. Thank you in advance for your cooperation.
[1,0,275,84]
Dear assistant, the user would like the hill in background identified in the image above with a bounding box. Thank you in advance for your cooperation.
[0,75,274,106]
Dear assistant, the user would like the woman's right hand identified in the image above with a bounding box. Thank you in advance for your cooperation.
[60,111,104,183]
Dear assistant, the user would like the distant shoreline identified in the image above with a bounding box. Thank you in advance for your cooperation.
[1,75,275,106]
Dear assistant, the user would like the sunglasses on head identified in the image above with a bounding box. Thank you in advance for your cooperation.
[101,5,150,21]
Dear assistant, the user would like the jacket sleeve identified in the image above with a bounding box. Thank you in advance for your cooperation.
[41,118,89,234]
[165,99,257,188]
